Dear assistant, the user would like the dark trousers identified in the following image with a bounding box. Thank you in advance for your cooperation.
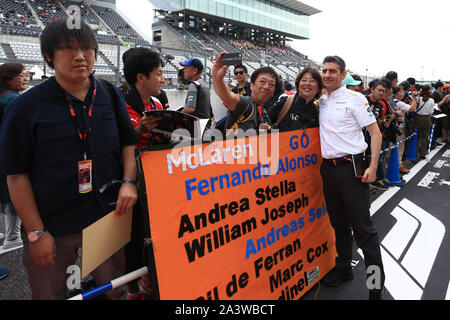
[413,114,432,157]
[124,199,158,294]
[376,138,390,180]
[124,201,146,286]
[320,161,385,289]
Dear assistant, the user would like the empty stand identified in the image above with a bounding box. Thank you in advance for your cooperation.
[9,40,42,61]
[91,4,138,38]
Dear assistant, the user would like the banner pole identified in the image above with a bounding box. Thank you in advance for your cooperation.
[67,265,151,300]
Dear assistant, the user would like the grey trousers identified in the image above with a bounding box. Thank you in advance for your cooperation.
[22,232,125,300]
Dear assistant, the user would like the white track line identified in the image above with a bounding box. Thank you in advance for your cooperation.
[370,144,445,217]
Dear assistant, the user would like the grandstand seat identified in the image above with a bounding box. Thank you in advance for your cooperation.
[28,0,67,26]
[9,40,43,62]
[0,0,38,26]
[60,0,102,26]
[91,4,138,38]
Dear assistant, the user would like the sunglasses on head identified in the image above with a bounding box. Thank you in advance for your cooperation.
[234,71,245,76]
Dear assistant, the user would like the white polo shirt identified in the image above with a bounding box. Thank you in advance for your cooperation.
[319,86,376,159]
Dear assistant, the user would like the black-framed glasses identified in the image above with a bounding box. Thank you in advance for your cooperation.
[234,71,245,76]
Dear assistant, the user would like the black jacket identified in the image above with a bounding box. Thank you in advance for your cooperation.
[268,93,319,132]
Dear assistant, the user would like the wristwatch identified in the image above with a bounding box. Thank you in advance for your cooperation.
[27,228,47,243]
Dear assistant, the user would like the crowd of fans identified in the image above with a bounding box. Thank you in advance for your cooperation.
[230,39,304,58]
[29,0,63,23]
[354,73,450,191]
[0,0,37,27]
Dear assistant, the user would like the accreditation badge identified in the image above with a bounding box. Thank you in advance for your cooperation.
[78,160,93,194]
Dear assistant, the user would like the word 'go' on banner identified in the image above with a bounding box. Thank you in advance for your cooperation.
[137,128,336,300]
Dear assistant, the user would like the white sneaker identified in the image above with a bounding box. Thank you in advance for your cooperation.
[2,236,23,250]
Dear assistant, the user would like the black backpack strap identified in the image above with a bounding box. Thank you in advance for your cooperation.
[0,101,5,124]
[96,78,116,112]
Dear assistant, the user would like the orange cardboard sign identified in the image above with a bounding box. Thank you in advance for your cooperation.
[139,128,336,299]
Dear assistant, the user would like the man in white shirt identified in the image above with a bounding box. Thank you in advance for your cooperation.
[413,86,435,159]
[319,56,384,300]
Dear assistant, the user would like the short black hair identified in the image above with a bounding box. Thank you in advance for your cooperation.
[407,77,416,85]
[250,66,278,85]
[234,64,248,74]
[372,80,387,90]
[381,78,393,90]
[421,85,431,92]
[123,47,164,85]
[434,81,444,89]
[323,55,346,73]
[385,71,398,82]
[40,18,98,69]
[284,81,293,91]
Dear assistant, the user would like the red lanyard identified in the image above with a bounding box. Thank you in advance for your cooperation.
[65,80,97,143]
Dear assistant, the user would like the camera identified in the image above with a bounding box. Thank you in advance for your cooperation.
[177,68,189,85]
[390,120,403,137]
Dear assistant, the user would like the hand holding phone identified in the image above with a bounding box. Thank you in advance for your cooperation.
[221,52,243,66]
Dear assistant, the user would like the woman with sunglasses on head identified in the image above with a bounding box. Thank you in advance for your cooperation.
[266,68,323,132]
[0,62,28,251]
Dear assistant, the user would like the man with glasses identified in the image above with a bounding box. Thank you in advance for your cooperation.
[231,64,252,97]
[212,52,278,134]
[0,18,138,300]
[364,80,390,191]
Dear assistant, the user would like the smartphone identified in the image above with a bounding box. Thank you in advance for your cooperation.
[351,153,370,179]
[222,52,242,66]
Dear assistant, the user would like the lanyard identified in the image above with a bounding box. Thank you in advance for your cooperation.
[149,97,158,111]
[65,79,97,144]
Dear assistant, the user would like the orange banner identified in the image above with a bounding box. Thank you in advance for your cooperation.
[139,128,336,300]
